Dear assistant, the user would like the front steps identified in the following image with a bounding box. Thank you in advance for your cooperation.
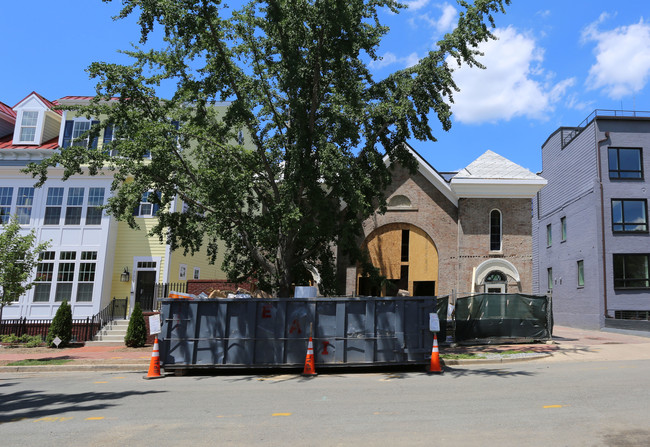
[85,319,128,345]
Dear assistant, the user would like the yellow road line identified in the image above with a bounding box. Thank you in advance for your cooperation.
[543,405,565,409]
[86,417,105,421]
[272,413,292,417]
[94,381,108,384]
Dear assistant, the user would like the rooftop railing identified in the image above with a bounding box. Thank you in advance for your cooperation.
[561,109,650,148]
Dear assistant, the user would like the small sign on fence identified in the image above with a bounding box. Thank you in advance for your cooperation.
[149,314,161,335]
[429,313,440,333]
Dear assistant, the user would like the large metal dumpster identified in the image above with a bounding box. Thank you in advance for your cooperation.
[159,296,447,370]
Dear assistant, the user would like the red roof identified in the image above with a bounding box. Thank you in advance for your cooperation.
[58,95,120,101]
[0,101,16,119]
[0,134,59,150]
[13,91,63,116]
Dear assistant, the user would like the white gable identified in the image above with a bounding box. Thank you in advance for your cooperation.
[451,150,546,199]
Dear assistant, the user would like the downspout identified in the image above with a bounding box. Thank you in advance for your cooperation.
[597,130,610,321]
[457,206,462,299]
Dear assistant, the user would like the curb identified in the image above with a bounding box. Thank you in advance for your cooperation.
[0,354,554,373]
[442,353,552,366]
[0,364,148,373]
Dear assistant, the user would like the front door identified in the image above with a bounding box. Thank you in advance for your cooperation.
[135,271,156,311]
[486,283,506,293]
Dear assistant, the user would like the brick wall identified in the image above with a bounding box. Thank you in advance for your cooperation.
[342,164,459,296]
[186,279,257,296]
[458,198,533,294]
[339,164,535,297]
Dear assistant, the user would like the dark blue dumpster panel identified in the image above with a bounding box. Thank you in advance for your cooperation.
[159,296,444,368]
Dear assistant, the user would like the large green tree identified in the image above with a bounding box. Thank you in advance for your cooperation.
[0,216,50,321]
[28,0,510,296]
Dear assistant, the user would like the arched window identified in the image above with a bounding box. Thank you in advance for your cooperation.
[388,195,412,208]
[485,271,506,282]
[490,209,502,251]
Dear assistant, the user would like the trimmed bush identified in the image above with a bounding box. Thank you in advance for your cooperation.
[46,301,73,348]
[124,302,147,347]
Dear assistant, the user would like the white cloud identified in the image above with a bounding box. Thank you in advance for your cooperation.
[416,3,458,34]
[434,4,458,33]
[448,27,574,124]
[583,18,650,99]
[370,51,420,70]
[404,0,430,12]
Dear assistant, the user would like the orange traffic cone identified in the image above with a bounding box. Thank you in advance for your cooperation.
[143,337,163,379]
[301,336,317,377]
[427,333,443,374]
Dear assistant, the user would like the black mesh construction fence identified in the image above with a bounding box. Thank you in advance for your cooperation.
[455,293,552,344]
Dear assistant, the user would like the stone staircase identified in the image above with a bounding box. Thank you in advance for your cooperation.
[85,319,129,345]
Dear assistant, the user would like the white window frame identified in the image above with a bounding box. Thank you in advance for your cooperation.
[489,209,502,252]
[193,267,200,280]
[14,110,42,144]
[0,186,14,224]
[61,118,99,149]
[577,260,584,287]
[179,264,187,280]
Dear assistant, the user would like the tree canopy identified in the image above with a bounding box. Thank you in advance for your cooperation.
[0,216,50,320]
[28,0,510,296]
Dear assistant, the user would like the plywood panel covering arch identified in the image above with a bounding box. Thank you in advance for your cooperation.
[358,223,438,296]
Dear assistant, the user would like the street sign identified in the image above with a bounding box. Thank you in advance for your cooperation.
[149,314,161,335]
[429,313,440,332]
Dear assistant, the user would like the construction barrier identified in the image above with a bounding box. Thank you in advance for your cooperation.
[455,293,552,344]
[158,296,448,371]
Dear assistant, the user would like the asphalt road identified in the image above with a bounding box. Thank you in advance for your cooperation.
[2,359,649,446]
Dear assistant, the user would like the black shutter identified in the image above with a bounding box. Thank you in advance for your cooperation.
[62,120,74,148]
[90,120,100,149]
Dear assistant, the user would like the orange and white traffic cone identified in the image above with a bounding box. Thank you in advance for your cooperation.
[301,336,317,377]
[143,337,163,379]
[427,333,443,374]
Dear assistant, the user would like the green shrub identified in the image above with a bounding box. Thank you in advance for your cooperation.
[0,334,20,343]
[0,334,43,346]
[46,301,73,348]
[24,334,44,347]
[124,302,147,347]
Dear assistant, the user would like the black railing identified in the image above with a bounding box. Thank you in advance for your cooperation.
[0,297,129,343]
[138,282,188,312]
[562,109,650,148]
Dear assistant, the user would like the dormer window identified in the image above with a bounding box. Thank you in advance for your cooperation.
[19,111,39,142]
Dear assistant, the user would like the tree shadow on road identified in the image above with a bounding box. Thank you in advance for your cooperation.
[0,389,166,424]
[443,366,536,378]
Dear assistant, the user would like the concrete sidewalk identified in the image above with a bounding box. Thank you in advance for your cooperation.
[1,326,650,373]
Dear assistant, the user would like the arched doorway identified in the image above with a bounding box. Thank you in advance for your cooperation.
[473,258,520,293]
[357,223,438,296]
[484,270,507,293]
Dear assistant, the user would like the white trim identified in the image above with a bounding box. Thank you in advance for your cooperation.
[485,283,506,293]
[450,178,547,198]
[131,256,161,316]
[489,208,502,252]
[475,258,521,284]
[383,143,458,206]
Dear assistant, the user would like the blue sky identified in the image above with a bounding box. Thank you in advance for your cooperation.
[2,1,650,173]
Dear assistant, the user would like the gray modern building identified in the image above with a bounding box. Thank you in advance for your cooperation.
[533,110,650,330]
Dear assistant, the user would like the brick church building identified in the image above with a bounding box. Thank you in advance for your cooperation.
[338,145,546,298]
